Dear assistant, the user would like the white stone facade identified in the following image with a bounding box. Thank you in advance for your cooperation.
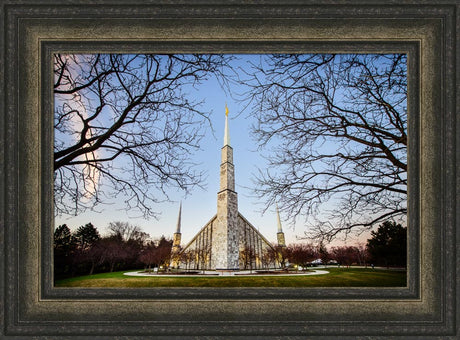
[175,213,276,271]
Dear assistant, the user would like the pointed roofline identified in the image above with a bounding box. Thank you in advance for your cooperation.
[177,212,276,256]
[180,214,217,251]
[238,212,276,251]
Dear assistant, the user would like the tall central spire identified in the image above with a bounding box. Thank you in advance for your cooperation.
[213,104,239,270]
[220,104,234,191]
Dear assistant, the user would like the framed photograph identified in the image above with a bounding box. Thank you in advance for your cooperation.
[1,1,458,338]
[51,51,409,289]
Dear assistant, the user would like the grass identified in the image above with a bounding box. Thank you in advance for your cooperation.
[55,267,406,288]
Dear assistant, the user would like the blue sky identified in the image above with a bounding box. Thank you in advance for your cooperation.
[54,54,373,248]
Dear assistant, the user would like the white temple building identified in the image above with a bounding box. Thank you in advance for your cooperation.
[170,106,285,271]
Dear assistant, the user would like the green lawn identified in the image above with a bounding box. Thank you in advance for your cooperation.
[55,267,406,288]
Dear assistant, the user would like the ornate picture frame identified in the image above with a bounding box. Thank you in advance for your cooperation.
[1,1,458,338]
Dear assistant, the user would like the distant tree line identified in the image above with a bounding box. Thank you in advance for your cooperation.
[54,221,172,280]
[279,221,406,269]
[54,220,405,279]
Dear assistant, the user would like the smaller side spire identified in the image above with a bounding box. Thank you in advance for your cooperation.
[172,202,182,250]
[276,204,286,247]
[170,202,183,269]
[276,204,283,233]
[175,201,182,234]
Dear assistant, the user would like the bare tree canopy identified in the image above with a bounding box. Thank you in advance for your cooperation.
[54,54,232,217]
[107,221,149,243]
[243,54,407,242]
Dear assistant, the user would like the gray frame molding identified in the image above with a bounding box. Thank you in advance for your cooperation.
[1,1,457,338]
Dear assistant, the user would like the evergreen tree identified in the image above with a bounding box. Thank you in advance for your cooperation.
[54,224,74,250]
[366,221,407,267]
[74,223,100,250]
[54,224,76,278]
[318,242,330,267]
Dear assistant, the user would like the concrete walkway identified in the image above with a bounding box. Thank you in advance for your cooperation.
[124,269,329,277]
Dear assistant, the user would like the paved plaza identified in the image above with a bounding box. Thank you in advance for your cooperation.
[124,269,330,277]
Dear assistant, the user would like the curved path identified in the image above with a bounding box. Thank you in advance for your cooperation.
[124,269,329,277]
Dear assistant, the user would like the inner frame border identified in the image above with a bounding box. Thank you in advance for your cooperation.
[41,40,419,301]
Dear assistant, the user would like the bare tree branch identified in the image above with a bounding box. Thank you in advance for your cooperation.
[54,54,233,218]
[242,54,407,241]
